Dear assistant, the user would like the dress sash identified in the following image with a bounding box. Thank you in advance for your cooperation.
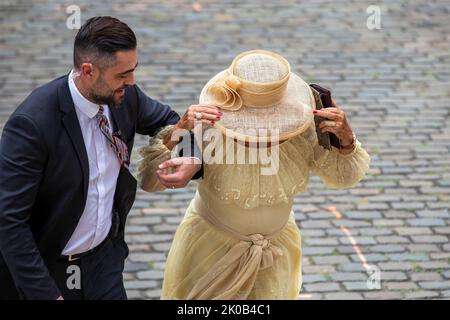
[187,192,286,299]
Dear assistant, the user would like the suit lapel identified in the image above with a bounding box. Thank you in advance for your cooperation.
[108,103,127,142]
[58,77,89,202]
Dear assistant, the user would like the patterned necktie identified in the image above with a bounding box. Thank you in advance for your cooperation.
[96,105,130,168]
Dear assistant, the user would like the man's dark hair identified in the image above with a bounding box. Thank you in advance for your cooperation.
[73,16,136,69]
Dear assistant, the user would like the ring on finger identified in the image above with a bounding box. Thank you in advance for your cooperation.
[195,112,203,120]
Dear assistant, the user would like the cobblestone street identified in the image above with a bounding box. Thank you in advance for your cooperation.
[1,0,449,299]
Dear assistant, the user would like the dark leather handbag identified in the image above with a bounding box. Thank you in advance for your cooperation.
[310,84,341,150]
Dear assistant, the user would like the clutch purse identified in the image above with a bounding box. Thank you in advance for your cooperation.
[310,84,341,150]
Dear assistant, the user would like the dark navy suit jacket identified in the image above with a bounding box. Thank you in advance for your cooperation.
[0,74,201,299]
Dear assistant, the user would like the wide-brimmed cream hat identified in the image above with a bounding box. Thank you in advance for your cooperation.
[199,49,315,143]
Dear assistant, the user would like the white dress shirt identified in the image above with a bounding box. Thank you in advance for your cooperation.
[62,71,121,256]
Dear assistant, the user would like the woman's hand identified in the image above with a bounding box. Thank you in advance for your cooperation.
[313,99,354,146]
[163,104,222,150]
[156,157,202,189]
[177,104,222,131]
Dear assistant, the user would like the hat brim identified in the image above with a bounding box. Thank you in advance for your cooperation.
[199,70,315,143]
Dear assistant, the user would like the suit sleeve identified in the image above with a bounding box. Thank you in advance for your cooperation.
[134,85,203,179]
[134,85,180,136]
[0,115,61,299]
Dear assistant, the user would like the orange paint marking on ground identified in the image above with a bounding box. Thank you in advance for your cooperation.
[339,225,371,273]
[298,205,372,299]
[324,205,371,273]
[324,205,342,219]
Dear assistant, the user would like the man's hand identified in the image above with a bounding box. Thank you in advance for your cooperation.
[156,157,202,189]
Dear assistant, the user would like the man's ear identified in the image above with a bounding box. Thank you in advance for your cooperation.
[80,63,94,79]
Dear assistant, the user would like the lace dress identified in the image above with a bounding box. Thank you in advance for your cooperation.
[137,121,371,299]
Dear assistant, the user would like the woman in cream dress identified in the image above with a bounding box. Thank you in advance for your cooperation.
[137,50,371,299]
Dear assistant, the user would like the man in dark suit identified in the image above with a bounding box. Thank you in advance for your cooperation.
[0,16,221,300]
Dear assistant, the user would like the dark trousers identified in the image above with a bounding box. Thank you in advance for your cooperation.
[1,235,129,300]
[51,235,129,300]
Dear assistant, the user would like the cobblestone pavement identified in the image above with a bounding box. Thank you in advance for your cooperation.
[1,0,449,300]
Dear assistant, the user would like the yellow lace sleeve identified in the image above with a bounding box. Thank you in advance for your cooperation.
[137,125,175,192]
[309,128,371,188]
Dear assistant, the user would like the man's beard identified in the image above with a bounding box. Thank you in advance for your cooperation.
[91,90,120,107]
[90,79,126,107]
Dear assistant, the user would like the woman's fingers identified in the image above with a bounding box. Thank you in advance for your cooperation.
[188,111,221,121]
[313,108,342,121]
[318,120,342,130]
[156,168,185,188]
[314,102,353,140]
[189,104,222,116]
[157,160,182,187]
[320,126,338,134]
[182,104,223,129]
[157,171,183,184]
[186,117,218,127]
[158,158,183,170]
